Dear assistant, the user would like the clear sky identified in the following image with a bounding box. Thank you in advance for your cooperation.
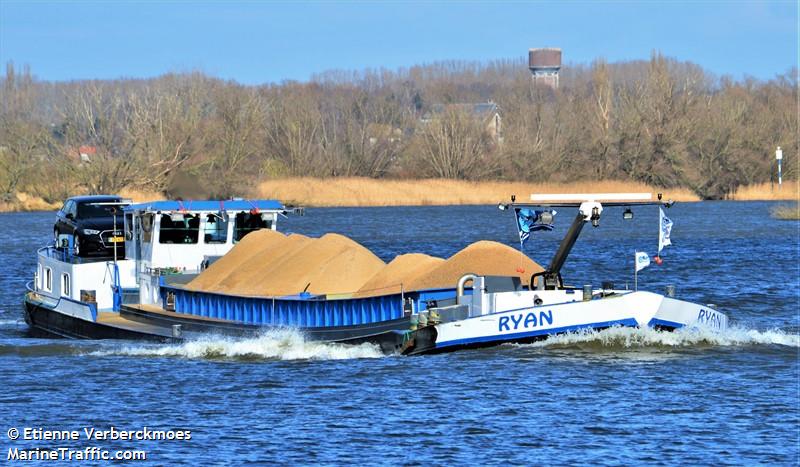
[0,1,796,84]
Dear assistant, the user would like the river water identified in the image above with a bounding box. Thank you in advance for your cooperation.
[1,202,798,465]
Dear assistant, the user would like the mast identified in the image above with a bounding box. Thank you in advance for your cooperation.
[503,193,672,290]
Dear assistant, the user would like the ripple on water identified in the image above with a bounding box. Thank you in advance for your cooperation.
[0,205,798,464]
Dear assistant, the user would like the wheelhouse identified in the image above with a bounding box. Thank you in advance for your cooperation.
[31,199,292,313]
[123,200,291,305]
[123,200,286,270]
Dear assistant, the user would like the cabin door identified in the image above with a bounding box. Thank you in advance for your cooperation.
[134,216,143,284]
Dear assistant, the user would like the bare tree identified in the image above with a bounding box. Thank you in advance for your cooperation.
[199,84,267,197]
[0,55,796,203]
[130,74,210,191]
[56,82,143,193]
[415,107,495,179]
[263,84,325,176]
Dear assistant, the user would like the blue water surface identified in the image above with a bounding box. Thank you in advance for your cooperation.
[0,202,797,465]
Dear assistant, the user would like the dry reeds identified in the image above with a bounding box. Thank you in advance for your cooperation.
[0,188,165,213]
[0,192,61,212]
[118,188,163,204]
[728,181,800,201]
[256,177,700,207]
[771,203,800,220]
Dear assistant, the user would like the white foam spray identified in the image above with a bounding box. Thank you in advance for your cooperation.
[88,325,798,361]
[517,325,799,349]
[0,318,25,326]
[93,328,385,361]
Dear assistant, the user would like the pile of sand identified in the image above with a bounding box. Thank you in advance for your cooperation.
[212,233,313,294]
[187,229,289,291]
[249,233,385,296]
[188,231,543,298]
[355,253,445,297]
[405,241,543,292]
[187,232,386,297]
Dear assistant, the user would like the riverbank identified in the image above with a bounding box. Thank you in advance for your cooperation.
[255,178,702,207]
[0,188,163,213]
[727,181,800,202]
[254,178,798,206]
[2,179,797,212]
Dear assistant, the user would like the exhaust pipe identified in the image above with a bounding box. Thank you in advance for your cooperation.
[457,274,477,298]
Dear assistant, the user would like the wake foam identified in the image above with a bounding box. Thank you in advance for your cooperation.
[92,329,384,361]
[517,325,800,349]
[0,318,25,326]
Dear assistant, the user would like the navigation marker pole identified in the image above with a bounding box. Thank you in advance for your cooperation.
[776,146,783,189]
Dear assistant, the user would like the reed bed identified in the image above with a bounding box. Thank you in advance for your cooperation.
[118,188,163,204]
[0,192,61,212]
[11,179,797,213]
[256,177,700,207]
[0,189,164,213]
[728,181,800,201]
[771,203,800,220]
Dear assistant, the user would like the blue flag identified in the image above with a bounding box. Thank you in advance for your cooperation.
[514,208,555,249]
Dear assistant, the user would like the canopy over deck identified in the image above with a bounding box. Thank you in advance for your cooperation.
[124,199,285,213]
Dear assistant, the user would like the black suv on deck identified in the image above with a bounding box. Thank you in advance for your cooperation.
[54,195,130,257]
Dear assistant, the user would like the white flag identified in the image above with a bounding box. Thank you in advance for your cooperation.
[659,208,673,253]
[635,251,651,272]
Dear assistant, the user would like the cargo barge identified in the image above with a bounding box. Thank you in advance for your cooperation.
[23,193,728,356]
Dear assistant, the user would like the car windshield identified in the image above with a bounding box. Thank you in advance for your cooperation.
[77,202,119,218]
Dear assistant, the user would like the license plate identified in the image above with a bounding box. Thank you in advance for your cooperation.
[110,236,123,243]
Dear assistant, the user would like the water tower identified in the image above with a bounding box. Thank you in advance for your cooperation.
[529,48,562,89]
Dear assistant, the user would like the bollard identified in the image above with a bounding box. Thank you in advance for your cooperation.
[171,324,182,338]
[665,285,676,297]
[582,285,593,301]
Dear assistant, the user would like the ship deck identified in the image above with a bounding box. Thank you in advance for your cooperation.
[95,311,175,338]
[124,304,233,324]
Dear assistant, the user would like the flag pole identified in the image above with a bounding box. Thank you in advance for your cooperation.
[512,207,523,251]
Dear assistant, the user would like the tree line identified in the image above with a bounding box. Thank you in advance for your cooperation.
[0,52,795,202]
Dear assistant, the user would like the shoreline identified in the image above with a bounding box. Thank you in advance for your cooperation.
[2,178,797,213]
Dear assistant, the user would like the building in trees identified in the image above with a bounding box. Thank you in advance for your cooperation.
[421,102,502,141]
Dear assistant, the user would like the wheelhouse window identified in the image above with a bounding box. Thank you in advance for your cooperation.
[44,267,52,292]
[203,214,228,244]
[159,213,200,244]
[141,214,154,243]
[234,212,272,242]
[61,273,70,297]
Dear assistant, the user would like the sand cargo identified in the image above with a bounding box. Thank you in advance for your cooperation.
[184,230,541,298]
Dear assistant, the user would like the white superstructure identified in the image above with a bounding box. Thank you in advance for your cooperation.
[31,199,292,312]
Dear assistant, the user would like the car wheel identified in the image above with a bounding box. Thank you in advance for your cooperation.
[73,234,81,256]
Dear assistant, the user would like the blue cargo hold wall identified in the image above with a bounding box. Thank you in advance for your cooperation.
[160,285,407,327]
